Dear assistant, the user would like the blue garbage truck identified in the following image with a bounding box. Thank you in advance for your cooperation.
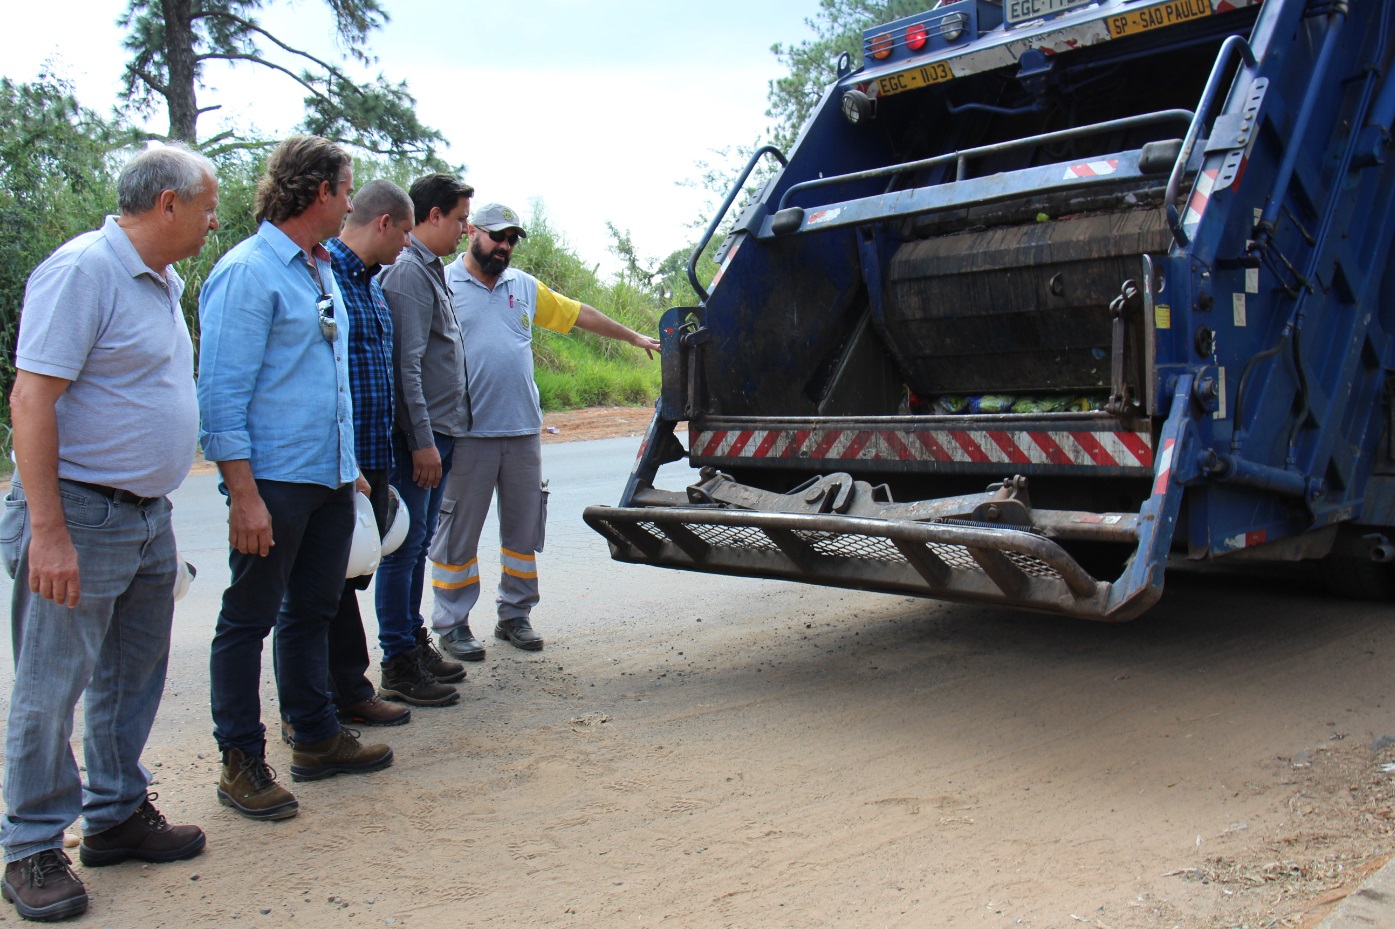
[584,0,1395,620]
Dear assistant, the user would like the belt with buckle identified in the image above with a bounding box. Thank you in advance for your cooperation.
[64,480,160,508]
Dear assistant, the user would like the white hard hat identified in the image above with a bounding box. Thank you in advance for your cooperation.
[346,492,382,578]
[173,558,197,602]
[380,485,409,557]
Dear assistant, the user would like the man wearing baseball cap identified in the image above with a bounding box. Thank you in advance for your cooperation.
[430,203,659,657]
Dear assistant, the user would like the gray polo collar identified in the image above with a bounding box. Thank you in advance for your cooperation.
[100,215,167,282]
[455,258,519,293]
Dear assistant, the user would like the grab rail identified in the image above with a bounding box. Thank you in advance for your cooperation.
[687,144,787,303]
[1164,34,1257,246]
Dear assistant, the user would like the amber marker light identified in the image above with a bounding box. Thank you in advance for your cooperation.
[869,33,893,60]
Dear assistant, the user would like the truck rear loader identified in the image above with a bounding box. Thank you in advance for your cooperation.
[584,0,1395,620]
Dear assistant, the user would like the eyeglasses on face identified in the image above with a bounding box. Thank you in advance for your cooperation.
[317,293,338,343]
[486,229,520,246]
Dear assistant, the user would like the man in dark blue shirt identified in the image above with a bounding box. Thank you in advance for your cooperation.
[319,180,420,728]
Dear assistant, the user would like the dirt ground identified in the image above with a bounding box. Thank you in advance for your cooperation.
[540,406,656,444]
[10,407,1395,929]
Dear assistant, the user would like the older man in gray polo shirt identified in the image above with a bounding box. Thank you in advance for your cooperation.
[0,145,217,922]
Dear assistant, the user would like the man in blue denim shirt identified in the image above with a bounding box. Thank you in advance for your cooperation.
[1,145,216,922]
[198,136,393,822]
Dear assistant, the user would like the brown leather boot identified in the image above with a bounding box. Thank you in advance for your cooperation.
[2,850,87,921]
[338,693,411,726]
[79,793,205,866]
[289,728,393,782]
[217,747,299,821]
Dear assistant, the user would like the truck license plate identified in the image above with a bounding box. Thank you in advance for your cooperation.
[1105,0,1213,38]
[875,60,955,97]
[1005,0,1097,26]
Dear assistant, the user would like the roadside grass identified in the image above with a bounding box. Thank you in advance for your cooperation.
[515,205,665,412]
[534,328,660,410]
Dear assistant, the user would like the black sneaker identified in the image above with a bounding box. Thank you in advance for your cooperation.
[2,850,87,922]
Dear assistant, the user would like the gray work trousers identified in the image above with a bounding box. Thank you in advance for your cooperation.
[428,434,545,633]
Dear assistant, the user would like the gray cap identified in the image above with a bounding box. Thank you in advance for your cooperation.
[471,202,527,237]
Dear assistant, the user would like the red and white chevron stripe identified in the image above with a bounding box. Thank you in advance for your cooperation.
[690,427,1153,469]
[1183,167,1219,231]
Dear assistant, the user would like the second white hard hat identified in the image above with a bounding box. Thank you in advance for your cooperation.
[380,485,409,558]
[346,492,382,578]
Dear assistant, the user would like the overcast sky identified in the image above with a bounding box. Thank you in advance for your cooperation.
[5,0,825,276]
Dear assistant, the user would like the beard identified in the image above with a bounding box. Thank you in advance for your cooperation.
[471,236,511,276]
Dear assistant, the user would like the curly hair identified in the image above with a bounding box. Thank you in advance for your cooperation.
[254,135,352,225]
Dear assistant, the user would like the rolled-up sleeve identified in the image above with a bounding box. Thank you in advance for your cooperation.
[197,261,272,462]
[381,268,435,451]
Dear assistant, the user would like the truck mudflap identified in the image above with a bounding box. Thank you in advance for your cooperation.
[585,376,1195,622]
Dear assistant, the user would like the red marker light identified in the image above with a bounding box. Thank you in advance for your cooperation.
[869,33,893,60]
[905,23,927,51]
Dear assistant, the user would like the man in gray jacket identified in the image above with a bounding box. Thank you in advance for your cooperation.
[374,174,475,705]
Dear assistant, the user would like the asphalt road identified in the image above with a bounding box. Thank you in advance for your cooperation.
[0,434,699,709]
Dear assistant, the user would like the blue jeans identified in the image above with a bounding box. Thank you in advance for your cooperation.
[374,431,455,660]
[210,480,353,753]
[274,468,387,716]
[1,479,176,862]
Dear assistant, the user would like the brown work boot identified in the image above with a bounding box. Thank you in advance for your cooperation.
[379,651,459,707]
[79,792,206,867]
[415,626,469,679]
[338,693,411,726]
[289,728,393,782]
[217,747,299,821]
[2,850,87,922]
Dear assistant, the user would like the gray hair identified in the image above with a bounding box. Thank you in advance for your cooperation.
[117,144,217,215]
[344,179,413,228]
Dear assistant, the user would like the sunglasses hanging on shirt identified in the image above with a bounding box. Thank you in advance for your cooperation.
[317,293,337,343]
[306,255,337,344]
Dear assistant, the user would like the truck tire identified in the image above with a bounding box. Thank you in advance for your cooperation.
[1320,555,1395,600]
